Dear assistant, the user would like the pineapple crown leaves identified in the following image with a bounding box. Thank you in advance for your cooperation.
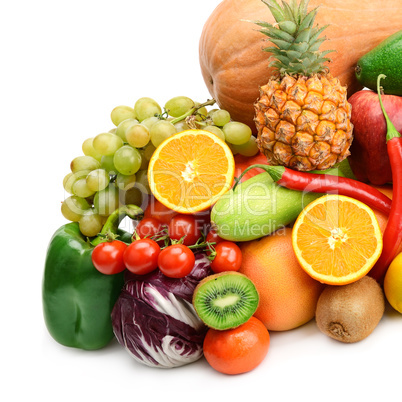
[253,0,335,76]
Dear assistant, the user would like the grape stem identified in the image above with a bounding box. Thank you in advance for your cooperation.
[170,98,216,125]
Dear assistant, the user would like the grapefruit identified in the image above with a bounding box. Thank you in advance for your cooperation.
[239,227,324,331]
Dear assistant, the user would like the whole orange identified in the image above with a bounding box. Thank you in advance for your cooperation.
[239,227,324,331]
[203,316,270,375]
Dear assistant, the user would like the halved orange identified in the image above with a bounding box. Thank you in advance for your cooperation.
[292,194,383,285]
[148,129,235,214]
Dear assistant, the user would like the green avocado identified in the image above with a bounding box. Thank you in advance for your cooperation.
[355,30,402,95]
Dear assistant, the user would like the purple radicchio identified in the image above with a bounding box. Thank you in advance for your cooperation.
[111,253,212,368]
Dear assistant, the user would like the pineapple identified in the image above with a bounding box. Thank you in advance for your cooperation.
[254,0,353,171]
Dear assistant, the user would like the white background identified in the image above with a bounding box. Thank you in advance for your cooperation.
[2,1,401,401]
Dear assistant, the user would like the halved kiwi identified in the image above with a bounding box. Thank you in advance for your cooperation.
[192,272,259,330]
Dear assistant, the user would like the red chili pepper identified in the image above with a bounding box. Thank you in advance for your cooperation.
[369,74,402,284]
[235,164,392,215]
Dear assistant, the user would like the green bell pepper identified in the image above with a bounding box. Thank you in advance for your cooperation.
[42,205,142,350]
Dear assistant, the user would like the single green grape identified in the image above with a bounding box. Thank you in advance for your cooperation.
[113,145,142,176]
[79,208,103,237]
[120,186,144,208]
[141,116,160,130]
[204,125,226,141]
[70,155,101,173]
[150,120,177,147]
[82,138,102,161]
[115,173,136,190]
[86,168,110,192]
[222,121,252,145]
[211,109,231,126]
[227,142,238,155]
[61,195,90,221]
[63,173,74,193]
[231,135,259,157]
[174,120,190,133]
[207,108,219,117]
[135,169,151,194]
[116,174,142,208]
[72,178,96,198]
[93,132,124,156]
[100,155,117,176]
[134,97,162,122]
[143,142,156,160]
[115,118,139,142]
[120,170,151,208]
[137,149,150,170]
[164,96,195,117]
[111,105,136,126]
[93,184,120,217]
[126,123,151,148]
[63,170,91,194]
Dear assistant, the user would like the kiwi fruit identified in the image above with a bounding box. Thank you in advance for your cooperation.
[315,276,385,343]
[192,272,259,330]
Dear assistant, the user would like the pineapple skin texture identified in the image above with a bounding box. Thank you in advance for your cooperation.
[254,73,353,171]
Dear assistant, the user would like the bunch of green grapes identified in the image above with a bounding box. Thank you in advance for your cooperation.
[61,96,258,237]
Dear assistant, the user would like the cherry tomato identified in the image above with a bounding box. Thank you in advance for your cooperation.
[158,244,195,278]
[210,241,242,273]
[124,238,161,275]
[193,209,212,234]
[206,229,224,244]
[143,197,178,225]
[205,228,225,255]
[168,214,202,246]
[92,240,127,275]
[135,218,166,246]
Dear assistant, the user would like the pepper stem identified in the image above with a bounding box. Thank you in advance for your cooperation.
[91,204,143,246]
[377,74,400,142]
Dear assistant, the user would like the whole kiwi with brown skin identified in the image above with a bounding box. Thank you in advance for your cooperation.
[315,276,385,343]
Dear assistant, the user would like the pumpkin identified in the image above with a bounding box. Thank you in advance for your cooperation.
[199,0,402,131]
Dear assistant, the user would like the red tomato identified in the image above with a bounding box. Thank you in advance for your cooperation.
[143,196,178,225]
[92,240,127,275]
[206,229,224,245]
[203,316,270,375]
[158,244,195,278]
[124,238,161,275]
[210,241,242,273]
[193,209,212,234]
[135,217,166,239]
[168,214,203,246]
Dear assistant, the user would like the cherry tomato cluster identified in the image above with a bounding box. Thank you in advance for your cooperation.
[91,210,242,279]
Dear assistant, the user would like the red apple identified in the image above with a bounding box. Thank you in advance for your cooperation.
[348,89,402,185]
